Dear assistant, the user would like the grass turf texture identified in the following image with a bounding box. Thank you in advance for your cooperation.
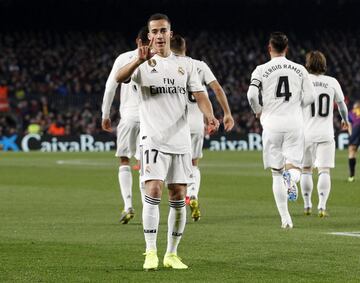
[0,150,359,282]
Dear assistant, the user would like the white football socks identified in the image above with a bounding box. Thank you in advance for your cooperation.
[119,165,133,211]
[143,195,161,252]
[317,171,331,210]
[187,166,201,199]
[272,172,292,225]
[300,173,313,209]
[139,175,145,205]
[166,199,186,254]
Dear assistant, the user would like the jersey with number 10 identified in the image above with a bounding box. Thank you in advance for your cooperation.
[303,74,345,142]
[250,56,314,132]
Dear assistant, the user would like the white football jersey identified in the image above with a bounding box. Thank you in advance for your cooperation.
[303,74,345,142]
[132,53,204,154]
[102,49,139,122]
[250,56,315,132]
[187,59,216,134]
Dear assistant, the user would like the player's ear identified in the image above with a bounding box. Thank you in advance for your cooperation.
[170,31,173,39]
[147,33,151,41]
[268,44,272,54]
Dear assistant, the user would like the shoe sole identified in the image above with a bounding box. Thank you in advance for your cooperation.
[190,201,201,222]
[163,263,188,269]
[120,213,135,224]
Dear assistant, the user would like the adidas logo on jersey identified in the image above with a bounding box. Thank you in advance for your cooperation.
[151,68,158,73]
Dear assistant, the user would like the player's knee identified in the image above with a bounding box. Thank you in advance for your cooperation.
[302,167,312,174]
[119,156,130,165]
[318,167,330,175]
[145,180,163,199]
[168,184,186,200]
[271,168,283,176]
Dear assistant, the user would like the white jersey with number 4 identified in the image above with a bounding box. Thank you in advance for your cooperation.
[102,49,139,121]
[250,56,315,132]
[303,74,345,142]
[187,60,216,134]
[132,53,204,154]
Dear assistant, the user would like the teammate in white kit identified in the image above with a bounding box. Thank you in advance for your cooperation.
[101,27,149,224]
[115,14,219,270]
[300,51,350,217]
[247,32,315,229]
[170,34,234,221]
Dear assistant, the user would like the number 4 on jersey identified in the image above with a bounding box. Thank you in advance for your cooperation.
[276,76,292,102]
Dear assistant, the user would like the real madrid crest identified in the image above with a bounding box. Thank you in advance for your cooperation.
[148,59,157,67]
[178,66,185,75]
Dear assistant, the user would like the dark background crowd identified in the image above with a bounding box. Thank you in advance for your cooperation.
[1,0,359,137]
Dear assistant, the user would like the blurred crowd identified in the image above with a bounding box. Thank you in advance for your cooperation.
[1,29,359,137]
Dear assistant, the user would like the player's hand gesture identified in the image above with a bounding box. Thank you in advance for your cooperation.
[137,37,157,63]
[205,115,220,135]
[223,114,235,132]
[102,118,112,133]
[342,120,352,136]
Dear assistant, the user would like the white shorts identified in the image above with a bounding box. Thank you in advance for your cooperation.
[191,132,204,159]
[115,119,140,159]
[140,144,194,184]
[262,128,304,169]
[303,140,335,168]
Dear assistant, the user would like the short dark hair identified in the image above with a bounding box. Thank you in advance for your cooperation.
[269,32,288,53]
[147,13,171,27]
[305,51,327,75]
[137,26,149,44]
[170,34,186,54]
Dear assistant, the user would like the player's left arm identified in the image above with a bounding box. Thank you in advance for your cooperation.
[193,91,220,134]
[334,79,352,135]
[202,62,234,131]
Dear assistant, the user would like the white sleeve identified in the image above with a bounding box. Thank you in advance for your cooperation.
[249,66,262,88]
[187,59,204,92]
[101,56,123,119]
[301,69,316,107]
[247,67,262,114]
[201,61,217,85]
[333,78,345,102]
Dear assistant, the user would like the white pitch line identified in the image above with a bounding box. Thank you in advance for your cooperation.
[327,232,360,238]
[56,160,113,166]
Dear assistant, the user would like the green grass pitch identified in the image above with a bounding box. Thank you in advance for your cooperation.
[0,150,359,282]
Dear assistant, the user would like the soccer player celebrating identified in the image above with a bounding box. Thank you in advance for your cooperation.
[348,101,360,182]
[115,14,219,270]
[170,34,234,221]
[247,32,315,229]
[300,51,351,217]
[101,27,149,224]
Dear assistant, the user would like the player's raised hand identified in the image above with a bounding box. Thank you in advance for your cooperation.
[223,114,234,132]
[342,120,352,136]
[137,37,157,63]
[205,115,220,135]
[102,118,112,133]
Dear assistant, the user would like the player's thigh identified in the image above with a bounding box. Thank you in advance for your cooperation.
[140,145,170,183]
[314,140,335,168]
[283,129,304,168]
[349,125,360,147]
[167,153,193,185]
[191,132,204,159]
[115,120,138,158]
[262,129,285,169]
[302,141,316,168]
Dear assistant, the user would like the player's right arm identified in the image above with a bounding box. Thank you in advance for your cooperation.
[301,69,316,107]
[247,67,262,116]
[115,38,156,84]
